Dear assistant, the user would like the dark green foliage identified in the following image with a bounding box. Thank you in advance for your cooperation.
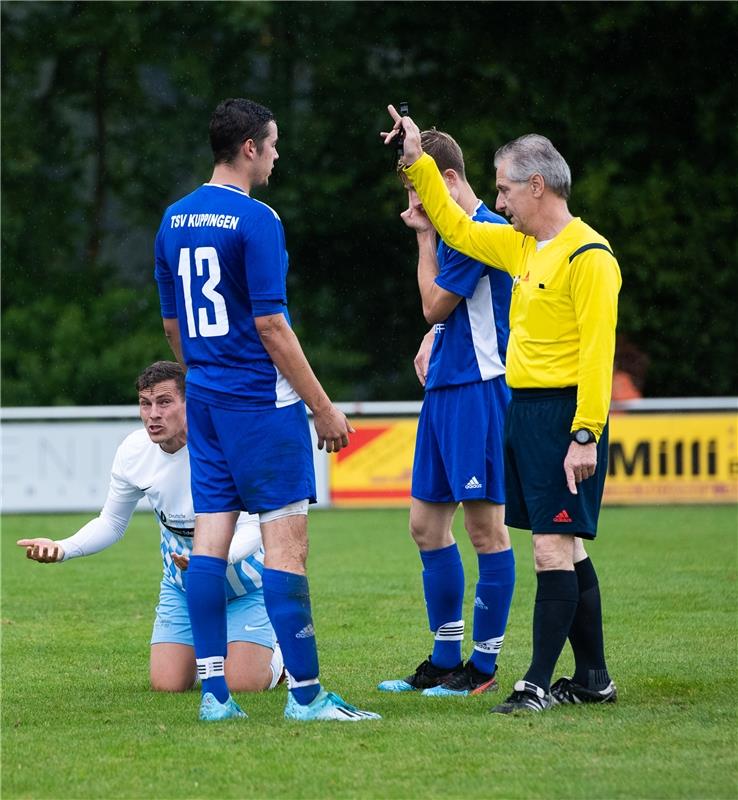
[3,1,736,404]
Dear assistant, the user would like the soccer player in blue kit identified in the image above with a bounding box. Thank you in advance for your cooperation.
[154,98,379,722]
[378,130,516,697]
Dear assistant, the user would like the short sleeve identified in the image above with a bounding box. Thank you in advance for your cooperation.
[243,203,289,309]
[434,242,488,299]
[154,224,177,319]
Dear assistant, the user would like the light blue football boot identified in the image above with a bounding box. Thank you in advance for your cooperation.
[421,662,498,697]
[198,692,247,722]
[377,656,461,693]
[284,689,381,721]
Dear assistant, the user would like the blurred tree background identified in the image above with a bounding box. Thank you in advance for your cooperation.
[2,1,737,405]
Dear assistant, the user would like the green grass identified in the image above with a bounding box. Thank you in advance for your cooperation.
[2,506,737,799]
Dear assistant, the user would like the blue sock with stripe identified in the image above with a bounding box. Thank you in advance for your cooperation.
[469,548,516,675]
[186,555,229,703]
[262,568,320,705]
[420,543,465,669]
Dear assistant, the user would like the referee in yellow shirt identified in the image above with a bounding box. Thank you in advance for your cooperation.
[384,107,621,713]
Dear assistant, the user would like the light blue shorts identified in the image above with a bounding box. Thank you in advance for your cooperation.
[151,579,275,649]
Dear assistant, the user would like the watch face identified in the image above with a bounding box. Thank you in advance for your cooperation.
[575,429,594,444]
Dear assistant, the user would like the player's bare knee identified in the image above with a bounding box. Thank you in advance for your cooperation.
[226,672,270,693]
[408,517,428,547]
[573,537,588,563]
[261,501,309,572]
[465,519,510,553]
[533,534,575,572]
[409,520,451,550]
[150,674,195,692]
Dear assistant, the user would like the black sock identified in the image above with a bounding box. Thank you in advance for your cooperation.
[523,570,579,692]
[570,557,610,689]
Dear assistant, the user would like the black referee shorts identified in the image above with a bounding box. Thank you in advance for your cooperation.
[503,387,609,539]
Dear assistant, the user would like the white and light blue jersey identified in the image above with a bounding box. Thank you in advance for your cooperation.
[57,429,264,600]
[425,202,512,391]
[154,183,299,409]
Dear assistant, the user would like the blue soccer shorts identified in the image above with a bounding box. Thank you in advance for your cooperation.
[503,387,609,539]
[411,376,510,504]
[186,394,316,515]
[151,579,276,649]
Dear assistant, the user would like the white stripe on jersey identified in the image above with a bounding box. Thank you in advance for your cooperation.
[467,277,505,381]
[225,565,248,597]
[274,366,300,408]
[235,553,264,589]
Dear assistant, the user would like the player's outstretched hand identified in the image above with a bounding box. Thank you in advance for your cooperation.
[563,441,597,495]
[171,553,190,571]
[381,105,422,165]
[314,405,355,453]
[414,330,435,388]
[17,538,65,563]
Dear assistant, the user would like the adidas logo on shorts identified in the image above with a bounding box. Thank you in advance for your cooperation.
[465,476,483,490]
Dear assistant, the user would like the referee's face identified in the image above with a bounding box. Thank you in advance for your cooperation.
[495,159,535,234]
[139,381,187,453]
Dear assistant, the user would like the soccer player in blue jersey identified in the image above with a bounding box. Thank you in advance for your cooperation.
[154,98,378,722]
[378,130,516,697]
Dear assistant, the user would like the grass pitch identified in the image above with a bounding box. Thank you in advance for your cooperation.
[2,506,737,799]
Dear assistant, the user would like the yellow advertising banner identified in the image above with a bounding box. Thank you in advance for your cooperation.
[330,419,417,506]
[604,412,737,504]
[329,412,738,507]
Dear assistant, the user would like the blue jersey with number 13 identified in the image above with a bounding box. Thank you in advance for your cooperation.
[155,183,299,408]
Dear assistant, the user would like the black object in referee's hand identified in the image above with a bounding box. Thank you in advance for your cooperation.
[396,101,409,161]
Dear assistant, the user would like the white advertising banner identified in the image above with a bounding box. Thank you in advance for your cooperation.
[1,411,330,514]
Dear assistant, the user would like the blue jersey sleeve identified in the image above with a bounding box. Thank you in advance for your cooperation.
[434,241,487,299]
[243,202,289,316]
[154,225,177,319]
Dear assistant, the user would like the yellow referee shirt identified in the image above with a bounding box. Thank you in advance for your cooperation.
[404,153,622,440]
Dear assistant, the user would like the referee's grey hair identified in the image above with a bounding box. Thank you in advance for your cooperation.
[494,134,571,200]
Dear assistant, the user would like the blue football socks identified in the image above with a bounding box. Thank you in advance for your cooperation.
[262,568,321,705]
[469,548,516,675]
[420,543,465,669]
[186,555,229,703]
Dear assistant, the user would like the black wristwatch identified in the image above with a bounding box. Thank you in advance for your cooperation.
[571,429,597,445]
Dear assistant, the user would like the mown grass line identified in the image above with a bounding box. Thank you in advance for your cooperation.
[2,506,736,799]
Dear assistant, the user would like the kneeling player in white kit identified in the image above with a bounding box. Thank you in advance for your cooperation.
[17,361,283,693]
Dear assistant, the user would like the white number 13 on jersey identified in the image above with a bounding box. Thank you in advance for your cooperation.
[177,247,230,338]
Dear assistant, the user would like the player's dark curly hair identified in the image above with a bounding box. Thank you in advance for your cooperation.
[209,98,275,165]
[136,361,185,398]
